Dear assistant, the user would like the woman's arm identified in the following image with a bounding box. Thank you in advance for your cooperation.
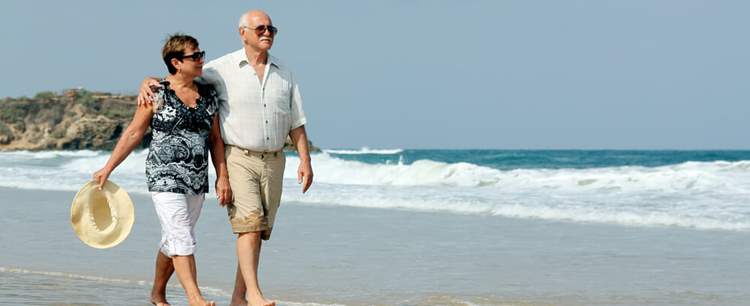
[208,114,232,205]
[92,104,154,189]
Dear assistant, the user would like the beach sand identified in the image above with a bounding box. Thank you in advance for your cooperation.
[1,187,749,305]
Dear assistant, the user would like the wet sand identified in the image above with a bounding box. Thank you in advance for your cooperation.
[1,187,749,305]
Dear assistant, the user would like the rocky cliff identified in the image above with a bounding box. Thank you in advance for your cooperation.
[0,89,318,152]
[0,89,134,150]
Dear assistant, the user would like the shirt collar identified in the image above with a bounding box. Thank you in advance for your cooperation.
[235,49,279,68]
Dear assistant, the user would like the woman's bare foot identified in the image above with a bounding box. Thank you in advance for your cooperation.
[187,296,215,306]
[150,292,170,306]
[248,295,275,306]
[229,297,248,306]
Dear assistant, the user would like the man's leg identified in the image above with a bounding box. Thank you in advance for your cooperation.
[225,148,277,306]
[230,264,247,306]
[234,152,284,306]
[173,255,215,306]
[230,236,265,304]
[236,231,274,306]
[151,251,174,306]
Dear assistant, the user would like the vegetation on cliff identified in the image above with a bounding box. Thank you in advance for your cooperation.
[0,89,318,152]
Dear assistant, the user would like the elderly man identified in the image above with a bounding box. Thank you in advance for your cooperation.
[139,10,313,306]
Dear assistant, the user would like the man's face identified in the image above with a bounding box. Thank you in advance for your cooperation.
[241,14,276,52]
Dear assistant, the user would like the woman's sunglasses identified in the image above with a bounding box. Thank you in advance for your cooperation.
[179,51,205,61]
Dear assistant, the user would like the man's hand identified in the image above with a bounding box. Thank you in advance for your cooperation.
[215,176,233,206]
[137,77,161,106]
[297,159,313,193]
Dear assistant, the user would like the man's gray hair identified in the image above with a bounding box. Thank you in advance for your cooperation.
[238,12,249,28]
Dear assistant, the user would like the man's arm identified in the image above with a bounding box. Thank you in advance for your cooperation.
[137,77,161,106]
[289,125,313,193]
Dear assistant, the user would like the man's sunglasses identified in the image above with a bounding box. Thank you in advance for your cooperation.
[178,51,205,61]
[244,25,278,35]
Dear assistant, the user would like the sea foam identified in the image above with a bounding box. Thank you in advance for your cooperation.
[1,150,748,231]
[323,147,403,155]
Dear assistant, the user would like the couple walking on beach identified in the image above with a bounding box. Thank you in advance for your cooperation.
[92,9,313,306]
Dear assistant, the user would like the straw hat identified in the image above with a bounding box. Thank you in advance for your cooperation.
[70,180,135,249]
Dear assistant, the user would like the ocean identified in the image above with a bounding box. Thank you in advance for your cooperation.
[1,149,749,305]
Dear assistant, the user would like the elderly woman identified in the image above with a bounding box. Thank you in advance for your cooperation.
[93,34,231,306]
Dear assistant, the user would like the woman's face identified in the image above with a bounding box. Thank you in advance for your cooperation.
[173,46,204,77]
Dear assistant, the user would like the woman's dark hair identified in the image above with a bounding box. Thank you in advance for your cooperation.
[162,34,199,75]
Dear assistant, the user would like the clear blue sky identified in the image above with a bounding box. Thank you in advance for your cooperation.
[2,1,748,149]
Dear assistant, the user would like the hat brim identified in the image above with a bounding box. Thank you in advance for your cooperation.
[71,180,135,249]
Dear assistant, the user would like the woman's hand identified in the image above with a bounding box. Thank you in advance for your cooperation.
[215,175,233,206]
[92,167,113,190]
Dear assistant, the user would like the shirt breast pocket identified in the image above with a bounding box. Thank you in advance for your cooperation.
[268,89,291,112]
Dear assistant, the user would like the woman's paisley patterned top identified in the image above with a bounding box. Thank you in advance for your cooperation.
[145,80,218,195]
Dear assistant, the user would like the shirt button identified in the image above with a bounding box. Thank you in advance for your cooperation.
[265,120,268,124]
[263,104,266,107]
[266,137,270,140]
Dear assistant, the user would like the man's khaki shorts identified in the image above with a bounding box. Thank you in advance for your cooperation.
[225,145,285,240]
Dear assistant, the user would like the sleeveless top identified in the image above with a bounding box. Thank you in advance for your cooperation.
[145,80,218,195]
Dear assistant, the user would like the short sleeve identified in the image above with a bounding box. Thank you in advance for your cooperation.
[152,81,169,113]
[290,74,307,129]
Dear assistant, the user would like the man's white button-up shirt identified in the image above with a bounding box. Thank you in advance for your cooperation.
[201,49,306,152]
